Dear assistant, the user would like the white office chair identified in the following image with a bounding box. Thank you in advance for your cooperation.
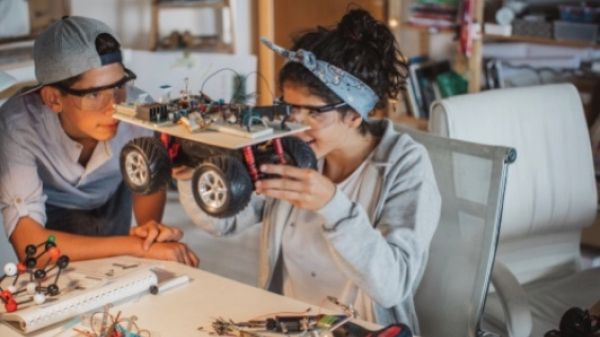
[400,126,515,337]
[429,83,600,337]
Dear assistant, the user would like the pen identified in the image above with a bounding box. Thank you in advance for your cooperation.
[149,275,190,295]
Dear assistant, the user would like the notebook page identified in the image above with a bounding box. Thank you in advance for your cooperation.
[0,257,158,333]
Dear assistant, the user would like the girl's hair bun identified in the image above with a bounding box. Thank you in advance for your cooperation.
[280,8,407,113]
[337,9,390,51]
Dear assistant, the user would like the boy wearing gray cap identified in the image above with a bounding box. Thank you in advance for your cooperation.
[0,16,198,266]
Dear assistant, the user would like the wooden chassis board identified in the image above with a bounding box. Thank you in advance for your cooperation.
[114,112,310,149]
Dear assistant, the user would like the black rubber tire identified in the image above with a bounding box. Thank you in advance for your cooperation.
[191,156,253,218]
[120,137,171,195]
[280,136,317,170]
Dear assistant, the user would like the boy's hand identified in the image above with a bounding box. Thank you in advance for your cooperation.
[130,220,183,251]
[141,241,199,267]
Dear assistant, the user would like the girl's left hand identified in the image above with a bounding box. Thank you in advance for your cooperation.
[255,164,335,211]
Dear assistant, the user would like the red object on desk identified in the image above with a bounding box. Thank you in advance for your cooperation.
[366,324,412,337]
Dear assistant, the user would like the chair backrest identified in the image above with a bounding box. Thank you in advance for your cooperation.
[400,126,515,337]
[428,84,597,283]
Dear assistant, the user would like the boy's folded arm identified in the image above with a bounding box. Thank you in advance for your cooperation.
[9,216,197,267]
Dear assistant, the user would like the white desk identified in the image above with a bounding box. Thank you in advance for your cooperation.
[0,258,379,337]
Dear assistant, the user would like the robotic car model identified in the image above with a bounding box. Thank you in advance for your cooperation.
[114,92,316,218]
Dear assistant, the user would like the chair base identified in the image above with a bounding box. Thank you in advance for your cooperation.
[483,266,600,337]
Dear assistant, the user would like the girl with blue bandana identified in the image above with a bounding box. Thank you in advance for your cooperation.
[177,9,441,334]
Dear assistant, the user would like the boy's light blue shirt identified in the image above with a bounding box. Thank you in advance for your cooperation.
[0,92,150,236]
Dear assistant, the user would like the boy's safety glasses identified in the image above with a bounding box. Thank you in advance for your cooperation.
[53,68,137,111]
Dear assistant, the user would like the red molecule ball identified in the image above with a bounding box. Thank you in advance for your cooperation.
[48,247,61,260]
[5,299,17,313]
[16,263,27,273]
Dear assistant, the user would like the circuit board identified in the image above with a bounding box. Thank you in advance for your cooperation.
[114,112,310,150]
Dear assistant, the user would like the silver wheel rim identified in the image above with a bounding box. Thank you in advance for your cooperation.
[125,151,149,187]
[197,170,227,210]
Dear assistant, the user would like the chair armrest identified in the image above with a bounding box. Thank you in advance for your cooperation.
[491,261,532,337]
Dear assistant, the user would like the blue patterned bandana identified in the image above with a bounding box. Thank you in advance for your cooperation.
[261,37,378,118]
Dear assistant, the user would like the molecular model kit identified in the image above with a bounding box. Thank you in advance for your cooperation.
[0,236,70,313]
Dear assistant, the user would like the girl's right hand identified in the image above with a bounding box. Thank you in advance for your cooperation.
[172,165,194,181]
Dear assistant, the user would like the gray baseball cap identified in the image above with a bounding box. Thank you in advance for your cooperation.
[24,16,122,93]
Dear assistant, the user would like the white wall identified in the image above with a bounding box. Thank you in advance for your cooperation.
[0,0,30,38]
[122,49,256,101]
[70,0,253,54]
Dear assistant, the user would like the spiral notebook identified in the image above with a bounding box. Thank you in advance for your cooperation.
[0,257,158,334]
